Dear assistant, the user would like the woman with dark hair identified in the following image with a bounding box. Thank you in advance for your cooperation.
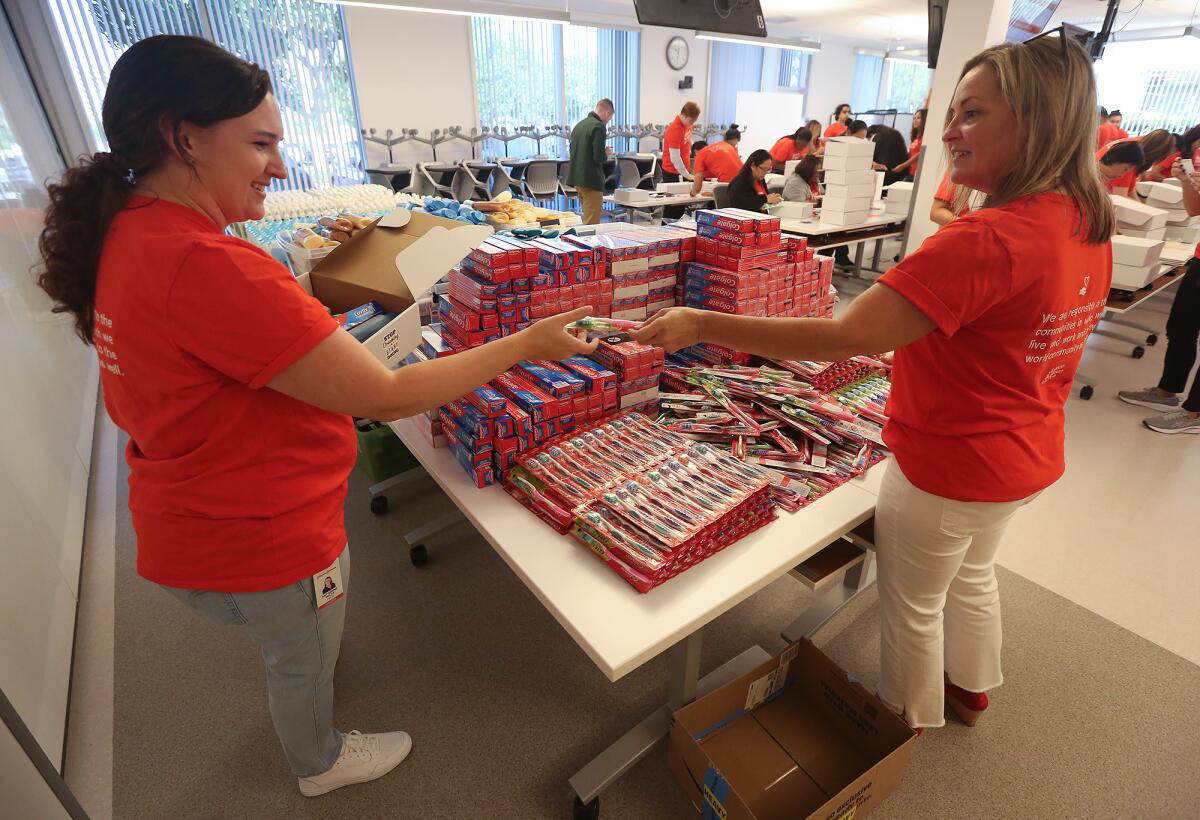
[869,125,911,186]
[37,35,593,796]
[637,36,1115,731]
[1146,124,1200,182]
[1095,139,1145,196]
[727,149,781,212]
[824,103,852,139]
[769,127,815,173]
[846,119,870,139]
[782,155,822,203]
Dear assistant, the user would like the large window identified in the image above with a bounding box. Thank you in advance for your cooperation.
[708,41,765,126]
[879,59,932,113]
[778,50,810,91]
[850,53,884,115]
[1095,38,1200,136]
[45,0,366,190]
[471,20,640,158]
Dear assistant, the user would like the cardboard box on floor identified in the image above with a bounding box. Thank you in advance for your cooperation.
[303,209,492,369]
[668,638,916,820]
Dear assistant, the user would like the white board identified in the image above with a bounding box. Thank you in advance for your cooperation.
[735,91,807,159]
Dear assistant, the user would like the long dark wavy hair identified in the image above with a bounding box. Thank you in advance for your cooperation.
[37,35,271,343]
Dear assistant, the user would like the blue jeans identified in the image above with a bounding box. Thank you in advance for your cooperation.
[159,545,349,776]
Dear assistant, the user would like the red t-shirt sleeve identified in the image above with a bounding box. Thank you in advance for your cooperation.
[769,137,792,163]
[878,217,1013,337]
[166,239,340,389]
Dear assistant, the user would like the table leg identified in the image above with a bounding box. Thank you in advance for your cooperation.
[568,630,770,806]
[870,238,883,272]
[852,242,866,278]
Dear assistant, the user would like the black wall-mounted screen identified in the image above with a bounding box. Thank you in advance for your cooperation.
[633,0,767,38]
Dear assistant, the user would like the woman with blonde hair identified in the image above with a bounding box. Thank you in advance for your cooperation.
[636,33,1113,730]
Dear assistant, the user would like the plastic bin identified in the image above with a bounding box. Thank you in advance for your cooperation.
[276,235,337,276]
[355,420,420,483]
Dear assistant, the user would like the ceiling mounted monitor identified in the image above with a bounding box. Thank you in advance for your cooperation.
[633,0,767,38]
[1006,0,1064,43]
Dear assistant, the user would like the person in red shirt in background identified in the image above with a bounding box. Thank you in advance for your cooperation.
[36,36,595,797]
[635,36,1113,731]
[1095,139,1144,197]
[1143,124,1200,182]
[892,108,927,179]
[690,126,743,196]
[769,127,815,173]
[1118,158,1200,434]
[661,100,701,217]
[806,119,824,155]
[1107,109,1129,139]
[1096,106,1122,149]
[824,103,852,139]
[930,171,985,225]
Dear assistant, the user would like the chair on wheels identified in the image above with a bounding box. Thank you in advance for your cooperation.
[557,160,579,210]
[454,160,491,201]
[712,183,732,210]
[523,159,561,206]
[617,157,655,191]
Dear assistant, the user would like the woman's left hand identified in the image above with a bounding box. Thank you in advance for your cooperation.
[631,307,705,353]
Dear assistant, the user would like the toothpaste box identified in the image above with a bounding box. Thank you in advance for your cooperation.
[493,371,552,423]
[465,385,508,417]
[448,267,498,298]
[444,429,494,487]
[560,356,617,393]
[443,398,494,441]
[502,400,534,436]
[439,410,493,456]
[419,328,456,359]
[516,360,587,398]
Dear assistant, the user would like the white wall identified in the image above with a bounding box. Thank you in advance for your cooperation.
[344,8,479,168]
[638,27,709,150]
[805,42,857,129]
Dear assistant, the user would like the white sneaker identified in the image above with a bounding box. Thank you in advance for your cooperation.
[298,730,412,797]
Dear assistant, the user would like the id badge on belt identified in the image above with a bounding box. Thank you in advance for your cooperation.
[312,557,344,609]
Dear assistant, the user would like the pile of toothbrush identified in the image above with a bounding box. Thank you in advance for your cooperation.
[503,411,776,593]
[654,354,892,512]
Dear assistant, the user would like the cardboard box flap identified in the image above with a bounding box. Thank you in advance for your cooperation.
[310,209,492,315]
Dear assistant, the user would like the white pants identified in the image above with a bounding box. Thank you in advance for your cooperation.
[875,462,1038,728]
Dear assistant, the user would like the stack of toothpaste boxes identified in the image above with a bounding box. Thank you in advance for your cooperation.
[406,228,695,486]
[687,208,835,322]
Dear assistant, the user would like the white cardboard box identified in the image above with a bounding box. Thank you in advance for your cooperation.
[885,181,914,202]
[1111,194,1169,230]
[614,187,655,205]
[884,200,910,216]
[1111,261,1161,291]
[1167,210,1200,226]
[1118,225,1167,240]
[1111,234,1164,268]
[822,192,873,213]
[824,168,876,187]
[822,151,874,172]
[1141,182,1184,208]
[770,201,814,220]
[823,136,876,159]
[824,181,876,200]
[656,181,693,195]
[820,207,870,226]
[1164,225,1200,244]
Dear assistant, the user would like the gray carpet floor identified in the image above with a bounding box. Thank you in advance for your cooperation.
[113,444,1200,819]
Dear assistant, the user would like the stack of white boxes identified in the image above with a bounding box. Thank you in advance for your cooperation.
[1111,234,1166,291]
[1110,193,1169,240]
[882,181,913,218]
[821,137,876,226]
[1136,180,1200,247]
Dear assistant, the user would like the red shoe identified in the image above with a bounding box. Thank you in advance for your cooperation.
[944,674,988,727]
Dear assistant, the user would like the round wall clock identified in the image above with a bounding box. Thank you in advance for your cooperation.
[666,36,690,71]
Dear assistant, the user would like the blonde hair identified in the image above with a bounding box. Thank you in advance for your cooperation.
[954,36,1114,244]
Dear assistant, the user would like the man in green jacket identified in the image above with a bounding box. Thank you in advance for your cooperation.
[569,98,614,224]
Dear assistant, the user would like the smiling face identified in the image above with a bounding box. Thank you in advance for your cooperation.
[943,65,1020,195]
[175,93,287,223]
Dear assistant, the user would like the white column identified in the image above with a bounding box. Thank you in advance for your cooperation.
[903,0,1015,257]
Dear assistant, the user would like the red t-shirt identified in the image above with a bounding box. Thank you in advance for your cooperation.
[1156,151,1181,176]
[908,136,922,177]
[662,116,692,175]
[878,192,1112,502]
[755,179,768,197]
[95,197,357,591]
[933,172,971,216]
[695,140,742,183]
[1095,141,1138,194]
[1096,123,1122,148]
[770,136,805,164]
[824,122,848,139]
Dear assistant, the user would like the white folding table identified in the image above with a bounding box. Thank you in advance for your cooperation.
[781,209,908,280]
[387,416,881,818]
[601,192,714,225]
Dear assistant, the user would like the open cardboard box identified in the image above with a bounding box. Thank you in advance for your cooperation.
[669,638,916,820]
[306,209,492,369]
